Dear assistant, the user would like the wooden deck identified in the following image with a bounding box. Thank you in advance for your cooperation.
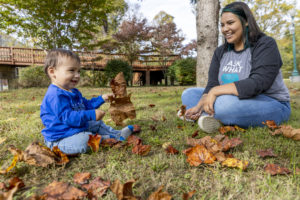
[0,47,180,71]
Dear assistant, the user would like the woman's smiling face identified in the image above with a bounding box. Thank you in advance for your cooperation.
[221,12,246,51]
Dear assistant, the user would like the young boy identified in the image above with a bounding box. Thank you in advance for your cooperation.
[40,49,139,155]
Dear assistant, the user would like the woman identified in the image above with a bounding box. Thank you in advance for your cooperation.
[182,2,290,133]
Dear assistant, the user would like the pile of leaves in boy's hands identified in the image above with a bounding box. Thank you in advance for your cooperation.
[0,142,69,174]
[263,120,300,141]
[109,72,136,126]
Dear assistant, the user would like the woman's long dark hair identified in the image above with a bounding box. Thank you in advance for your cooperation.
[221,1,264,50]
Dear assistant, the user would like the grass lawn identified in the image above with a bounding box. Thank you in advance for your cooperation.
[0,83,300,199]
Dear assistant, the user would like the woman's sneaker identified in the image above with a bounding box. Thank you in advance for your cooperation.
[197,115,221,133]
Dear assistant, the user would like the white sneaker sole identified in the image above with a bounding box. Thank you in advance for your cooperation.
[198,115,221,133]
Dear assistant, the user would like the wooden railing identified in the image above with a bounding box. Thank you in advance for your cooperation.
[0,47,180,71]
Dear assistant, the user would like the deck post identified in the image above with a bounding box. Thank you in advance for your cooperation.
[146,69,150,86]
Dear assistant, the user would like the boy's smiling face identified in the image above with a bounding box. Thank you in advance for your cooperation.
[48,56,81,91]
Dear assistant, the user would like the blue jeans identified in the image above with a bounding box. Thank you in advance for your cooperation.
[181,88,291,128]
[44,120,121,154]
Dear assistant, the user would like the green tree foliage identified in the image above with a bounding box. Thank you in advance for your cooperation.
[169,58,196,85]
[105,59,132,84]
[0,0,127,50]
[18,66,50,88]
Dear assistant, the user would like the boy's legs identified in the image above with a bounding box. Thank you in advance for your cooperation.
[88,120,134,141]
[44,132,92,154]
[181,87,291,128]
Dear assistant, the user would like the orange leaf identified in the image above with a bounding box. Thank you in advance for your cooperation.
[147,185,172,200]
[73,172,91,185]
[262,120,278,130]
[218,126,236,134]
[182,190,196,200]
[52,146,69,165]
[101,138,120,147]
[269,125,300,141]
[264,163,291,175]
[165,145,179,154]
[221,158,249,170]
[185,145,216,166]
[132,144,151,156]
[0,155,18,174]
[87,134,101,152]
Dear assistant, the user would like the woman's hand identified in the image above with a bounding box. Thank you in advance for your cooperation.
[202,92,217,115]
[185,95,208,120]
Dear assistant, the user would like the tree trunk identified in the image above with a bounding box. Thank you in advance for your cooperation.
[196,0,220,87]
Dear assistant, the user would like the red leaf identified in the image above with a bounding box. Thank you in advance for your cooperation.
[256,149,277,158]
[165,145,179,154]
[264,163,291,175]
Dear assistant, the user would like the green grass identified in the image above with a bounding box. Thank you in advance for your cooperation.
[0,84,300,200]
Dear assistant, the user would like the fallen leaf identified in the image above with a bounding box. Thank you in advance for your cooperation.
[182,190,196,200]
[234,125,245,132]
[127,135,142,146]
[264,163,291,175]
[109,72,136,126]
[0,155,18,174]
[0,182,20,200]
[147,185,172,200]
[191,130,199,138]
[150,125,156,131]
[256,149,277,158]
[262,120,279,130]
[214,152,227,162]
[270,125,300,141]
[161,116,166,121]
[52,146,69,165]
[151,116,159,122]
[87,134,101,152]
[177,125,184,130]
[221,158,249,170]
[228,138,243,148]
[178,105,186,117]
[101,138,120,147]
[162,142,172,149]
[218,126,236,134]
[73,172,91,185]
[149,104,155,108]
[185,145,216,166]
[110,179,140,200]
[43,181,86,200]
[132,144,151,156]
[82,177,110,199]
[165,145,179,155]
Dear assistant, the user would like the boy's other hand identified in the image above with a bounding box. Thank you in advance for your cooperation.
[102,93,114,102]
[95,110,106,121]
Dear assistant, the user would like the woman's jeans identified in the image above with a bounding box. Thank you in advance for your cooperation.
[181,88,291,128]
[44,120,121,154]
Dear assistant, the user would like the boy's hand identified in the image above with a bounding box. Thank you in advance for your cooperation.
[102,93,114,102]
[95,110,105,121]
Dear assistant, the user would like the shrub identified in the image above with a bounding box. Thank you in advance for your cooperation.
[18,65,50,88]
[105,59,132,84]
[169,58,196,85]
[78,70,109,87]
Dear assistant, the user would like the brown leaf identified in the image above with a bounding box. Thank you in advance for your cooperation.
[186,137,204,147]
[149,104,156,108]
[150,125,157,131]
[262,120,279,130]
[109,73,136,126]
[147,185,172,200]
[73,172,91,185]
[256,149,277,158]
[101,138,120,147]
[165,145,179,154]
[178,105,186,117]
[221,158,249,170]
[43,181,86,200]
[87,134,101,152]
[185,145,216,166]
[151,116,159,122]
[270,125,300,141]
[191,130,199,138]
[264,163,291,175]
[127,135,142,146]
[132,144,151,156]
[229,138,243,148]
[161,116,167,122]
[82,177,110,199]
[214,152,227,162]
[110,72,127,97]
[52,146,69,165]
[0,182,20,200]
[110,179,140,200]
[182,190,196,200]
